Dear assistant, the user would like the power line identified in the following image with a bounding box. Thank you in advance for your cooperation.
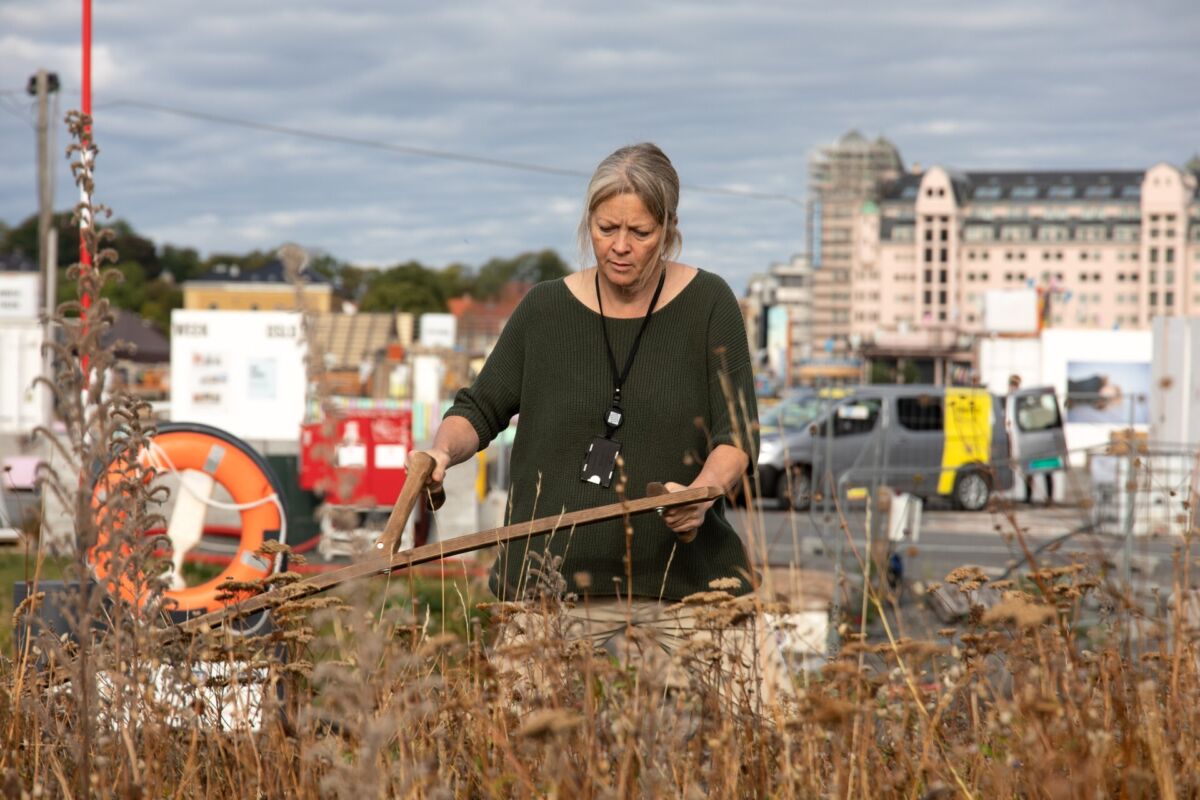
[97,97,805,206]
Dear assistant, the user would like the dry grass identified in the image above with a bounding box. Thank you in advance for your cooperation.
[4,114,1200,799]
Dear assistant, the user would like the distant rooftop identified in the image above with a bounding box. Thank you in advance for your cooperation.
[882,169,1160,203]
[308,312,398,368]
[188,259,329,284]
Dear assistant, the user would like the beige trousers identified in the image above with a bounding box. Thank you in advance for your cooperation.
[492,597,795,710]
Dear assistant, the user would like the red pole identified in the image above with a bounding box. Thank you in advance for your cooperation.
[80,0,92,373]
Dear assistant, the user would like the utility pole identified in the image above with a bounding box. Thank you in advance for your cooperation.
[27,69,60,316]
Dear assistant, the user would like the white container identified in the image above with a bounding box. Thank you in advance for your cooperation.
[0,319,48,434]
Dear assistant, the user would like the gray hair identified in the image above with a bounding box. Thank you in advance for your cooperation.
[576,143,682,267]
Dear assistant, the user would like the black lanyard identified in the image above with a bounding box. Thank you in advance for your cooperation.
[595,265,667,436]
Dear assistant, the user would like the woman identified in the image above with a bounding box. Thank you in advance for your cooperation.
[415,144,781,700]
[422,142,755,595]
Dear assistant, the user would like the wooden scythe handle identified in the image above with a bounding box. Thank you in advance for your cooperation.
[174,484,722,636]
[374,451,444,556]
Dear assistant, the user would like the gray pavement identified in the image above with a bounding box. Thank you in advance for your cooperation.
[732,502,1182,590]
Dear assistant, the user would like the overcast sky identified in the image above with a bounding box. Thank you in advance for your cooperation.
[2,0,1197,292]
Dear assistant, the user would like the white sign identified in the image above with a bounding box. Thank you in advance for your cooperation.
[983,289,1038,334]
[0,274,39,320]
[419,313,457,348]
[170,310,307,443]
[0,320,48,433]
[412,354,444,406]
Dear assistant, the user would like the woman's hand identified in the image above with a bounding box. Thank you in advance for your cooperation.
[412,416,480,494]
[411,447,452,494]
[656,444,749,542]
[659,480,716,540]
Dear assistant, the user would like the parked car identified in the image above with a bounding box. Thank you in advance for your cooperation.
[757,385,1017,512]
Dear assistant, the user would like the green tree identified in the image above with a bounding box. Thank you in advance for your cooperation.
[200,248,276,274]
[359,261,449,315]
[158,244,201,282]
[337,265,369,302]
[472,249,569,299]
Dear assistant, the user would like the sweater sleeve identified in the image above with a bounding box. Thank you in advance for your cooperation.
[705,277,759,460]
[443,290,532,449]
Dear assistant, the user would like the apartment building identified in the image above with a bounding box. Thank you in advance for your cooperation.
[855,163,1200,341]
[808,131,904,354]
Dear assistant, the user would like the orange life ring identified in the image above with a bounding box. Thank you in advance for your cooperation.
[89,422,286,627]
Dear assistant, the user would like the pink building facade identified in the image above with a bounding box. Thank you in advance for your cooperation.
[853,164,1200,342]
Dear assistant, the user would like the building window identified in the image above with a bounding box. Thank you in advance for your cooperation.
[923,290,932,304]
[924,269,933,283]
[924,248,934,262]
[1150,270,1157,284]
[1165,270,1175,284]
[1166,291,1175,306]
[938,311,947,321]
[940,229,948,241]
[939,248,948,263]
[938,291,947,304]
[1150,291,1158,306]
[1080,273,1089,282]
[1149,247,1158,263]
[1165,247,1175,263]
[1092,273,1101,282]
[925,228,933,241]
[1081,252,1089,261]
[939,270,948,284]
[1038,225,1068,242]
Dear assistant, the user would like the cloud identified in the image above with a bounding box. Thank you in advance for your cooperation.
[1,0,1197,294]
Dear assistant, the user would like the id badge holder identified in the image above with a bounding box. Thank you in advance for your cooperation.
[580,436,621,488]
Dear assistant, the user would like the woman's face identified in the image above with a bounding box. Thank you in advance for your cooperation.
[590,193,664,293]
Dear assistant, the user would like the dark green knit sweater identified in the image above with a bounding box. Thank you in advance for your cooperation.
[445,269,758,602]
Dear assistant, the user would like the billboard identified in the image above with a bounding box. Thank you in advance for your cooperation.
[1066,361,1151,425]
[170,311,307,443]
[765,305,789,381]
